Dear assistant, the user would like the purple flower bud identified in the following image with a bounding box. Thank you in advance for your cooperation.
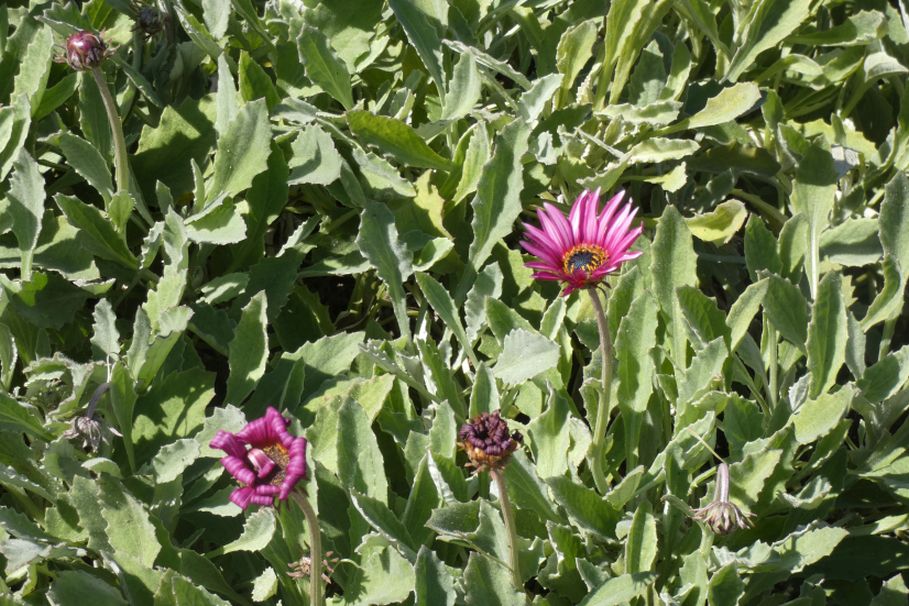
[457,411,523,472]
[65,31,108,71]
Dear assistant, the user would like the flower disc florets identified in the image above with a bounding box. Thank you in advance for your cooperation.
[457,411,523,472]
[520,189,643,296]
[210,407,308,509]
[64,31,109,70]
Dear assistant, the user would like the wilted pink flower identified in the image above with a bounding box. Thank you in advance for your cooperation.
[64,31,108,70]
[520,189,643,295]
[210,407,308,509]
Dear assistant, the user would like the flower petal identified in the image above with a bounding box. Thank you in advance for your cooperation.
[210,430,247,458]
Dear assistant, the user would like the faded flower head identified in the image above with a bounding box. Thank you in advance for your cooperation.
[210,407,308,509]
[520,189,643,296]
[63,414,121,451]
[64,30,109,70]
[288,551,338,583]
[458,411,523,472]
[691,462,754,535]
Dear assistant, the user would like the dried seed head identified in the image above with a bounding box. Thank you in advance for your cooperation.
[135,5,166,37]
[691,462,755,535]
[64,31,108,70]
[457,411,523,472]
[63,414,121,451]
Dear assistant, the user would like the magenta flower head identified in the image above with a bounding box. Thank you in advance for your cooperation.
[210,407,308,509]
[64,30,109,70]
[520,189,643,295]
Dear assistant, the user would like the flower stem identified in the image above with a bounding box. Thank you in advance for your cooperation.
[91,66,130,196]
[291,489,324,606]
[587,287,613,494]
[490,468,522,593]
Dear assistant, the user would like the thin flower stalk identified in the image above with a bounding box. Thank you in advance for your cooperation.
[587,287,613,494]
[291,489,324,606]
[490,468,521,591]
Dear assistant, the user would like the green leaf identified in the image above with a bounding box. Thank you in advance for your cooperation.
[238,50,280,110]
[463,553,525,606]
[857,345,909,403]
[493,328,559,385]
[0,392,50,441]
[416,272,477,366]
[807,272,847,398]
[626,138,699,163]
[763,273,809,350]
[468,120,530,270]
[454,122,490,203]
[547,476,618,537]
[298,25,354,109]
[288,124,342,185]
[625,503,657,574]
[792,387,853,445]
[55,194,137,270]
[744,215,782,278]
[651,205,697,368]
[415,545,457,606]
[5,150,44,279]
[579,572,656,606]
[226,291,268,404]
[348,110,451,171]
[222,508,276,554]
[214,54,238,137]
[49,570,128,606]
[388,0,447,96]
[12,26,53,113]
[357,203,413,340]
[351,491,417,560]
[185,200,247,244]
[685,200,748,245]
[90,299,120,357]
[791,144,837,299]
[209,98,271,202]
[442,54,481,121]
[57,132,113,201]
[337,397,388,504]
[0,97,30,183]
[557,19,599,96]
[150,438,200,483]
[725,1,813,82]
[674,83,761,130]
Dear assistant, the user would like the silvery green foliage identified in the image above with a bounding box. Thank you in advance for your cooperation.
[0,0,907,604]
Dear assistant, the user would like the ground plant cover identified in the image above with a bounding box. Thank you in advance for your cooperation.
[1,0,909,604]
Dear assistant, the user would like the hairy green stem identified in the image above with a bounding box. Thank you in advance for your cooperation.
[491,468,522,592]
[91,67,130,196]
[766,322,779,410]
[291,489,324,606]
[588,287,613,494]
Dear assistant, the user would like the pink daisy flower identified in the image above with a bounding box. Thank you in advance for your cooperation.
[520,189,643,295]
[210,407,308,509]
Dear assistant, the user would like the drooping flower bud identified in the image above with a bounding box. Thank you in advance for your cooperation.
[63,414,122,451]
[65,31,108,70]
[457,411,523,472]
[691,462,754,535]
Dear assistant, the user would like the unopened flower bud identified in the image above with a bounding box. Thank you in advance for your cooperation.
[65,31,108,70]
[457,411,523,472]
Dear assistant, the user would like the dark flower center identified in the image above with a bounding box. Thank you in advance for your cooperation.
[563,244,607,274]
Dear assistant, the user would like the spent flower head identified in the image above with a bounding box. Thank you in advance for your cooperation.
[132,2,167,37]
[691,462,754,535]
[210,407,308,509]
[63,30,109,70]
[520,189,643,295]
[63,414,121,451]
[458,411,523,472]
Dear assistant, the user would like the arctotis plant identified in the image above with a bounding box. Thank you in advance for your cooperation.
[1,1,908,605]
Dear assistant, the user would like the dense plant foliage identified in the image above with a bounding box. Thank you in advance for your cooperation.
[1,0,909,604]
